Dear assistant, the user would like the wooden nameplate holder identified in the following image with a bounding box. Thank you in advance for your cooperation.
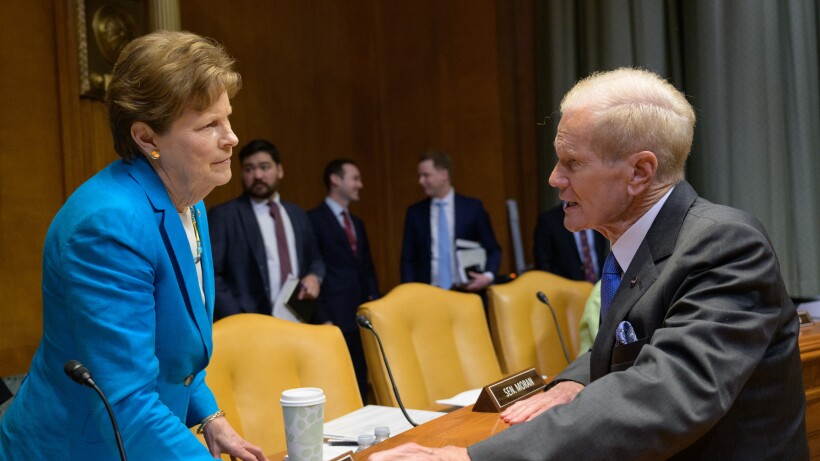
[472,368,545,413]
[798,310,814,328]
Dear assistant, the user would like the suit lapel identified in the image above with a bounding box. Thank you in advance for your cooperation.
[420,199,432,256]
[237,196,269,284]
[194,204,215,323]
[591,241,659,379]
[321,202,358,260]
[282,201,306,274]
[453,194,466,239]
[127,158,212,355]
[590,182,699,379]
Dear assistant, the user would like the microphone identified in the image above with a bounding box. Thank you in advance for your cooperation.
[356,315,418,427]
[535,292,571,364]
[64,360,128,461]
[64,360,96,387]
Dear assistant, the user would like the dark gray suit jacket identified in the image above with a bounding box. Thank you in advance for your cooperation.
[469,181,807,460]
[208,194,325,321]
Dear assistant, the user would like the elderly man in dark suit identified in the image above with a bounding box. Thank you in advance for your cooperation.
[209,139,325,322]
[400,150,501,293]
[370,69,807,460]
[309,158,379,400]
[534,203,608,282]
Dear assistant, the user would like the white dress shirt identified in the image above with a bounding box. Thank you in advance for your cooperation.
[251,192,300,313]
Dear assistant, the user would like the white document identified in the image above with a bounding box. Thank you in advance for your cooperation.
[799,300,820,320]
[455,238,482,249]
[323,405,445,440]
[434,388,482,407]
[455,239,487,285]
[272,274,301,323]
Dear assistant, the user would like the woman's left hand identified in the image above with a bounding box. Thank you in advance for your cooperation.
[203,416,269,461]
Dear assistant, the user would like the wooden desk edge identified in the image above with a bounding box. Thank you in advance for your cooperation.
[351,405,510,459]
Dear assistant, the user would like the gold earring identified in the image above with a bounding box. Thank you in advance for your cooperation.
[149,149,160,160]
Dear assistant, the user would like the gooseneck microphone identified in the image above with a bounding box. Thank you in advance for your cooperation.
[356,315,419,427]
[536,292,571,365]
[64,360,128,461]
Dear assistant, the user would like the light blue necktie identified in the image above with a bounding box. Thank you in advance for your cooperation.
[600,252,622,321]
[437,201,453,289]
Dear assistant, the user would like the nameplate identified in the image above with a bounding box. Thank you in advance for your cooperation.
[328,452,354,461]
[798,310,814,327]
[472,368,545,413]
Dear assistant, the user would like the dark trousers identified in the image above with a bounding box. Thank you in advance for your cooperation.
[0,379,11,405]
[343,330,369,403]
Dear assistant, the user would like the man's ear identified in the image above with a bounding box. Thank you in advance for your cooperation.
[441,168,451,184]
[276,163,285,180]
[329,172,342,189]
[131,122,157,156]
[627,151,657,195]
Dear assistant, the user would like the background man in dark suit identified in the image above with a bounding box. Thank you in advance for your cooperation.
[534,203,608,282]
[209,139,325,322]
[400,150,501,293]
[372,69,806,460]
[309,158,379,401]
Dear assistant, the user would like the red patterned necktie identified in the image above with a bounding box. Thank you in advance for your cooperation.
[268,201,293,284]
[579,230,597,283]
[341,211,358,256]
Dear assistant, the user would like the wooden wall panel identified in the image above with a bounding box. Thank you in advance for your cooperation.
[183,0,538,290]
[0,0,537,374]
[53,0,119,194]
[0,1,65,375]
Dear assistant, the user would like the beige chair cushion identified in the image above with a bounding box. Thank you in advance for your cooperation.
[201,314,362,457]
[358,283,502,410]
[488,271,593,379]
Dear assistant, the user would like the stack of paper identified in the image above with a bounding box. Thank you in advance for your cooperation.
[455,239,487,285]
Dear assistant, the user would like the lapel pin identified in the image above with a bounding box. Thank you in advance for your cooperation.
[629,277,638,288]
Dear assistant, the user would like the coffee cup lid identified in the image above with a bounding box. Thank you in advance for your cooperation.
[280,387,326,406]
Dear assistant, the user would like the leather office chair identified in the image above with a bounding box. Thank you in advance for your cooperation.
[487,270,593,379]
[201,314,362,457]
[358,283,503,410]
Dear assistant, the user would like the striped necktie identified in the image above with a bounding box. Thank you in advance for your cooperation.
[600,252,622,321]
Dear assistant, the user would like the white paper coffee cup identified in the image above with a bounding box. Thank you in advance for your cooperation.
[280,387,326,461]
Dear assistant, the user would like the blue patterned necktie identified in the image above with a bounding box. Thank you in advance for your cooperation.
[600,252,622,320]
[437,201,453,289]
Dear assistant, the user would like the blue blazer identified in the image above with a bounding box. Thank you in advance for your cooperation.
[308,202,379,333]
[400,194,501,284]
[208,194,326,321]
[0,158,220,460]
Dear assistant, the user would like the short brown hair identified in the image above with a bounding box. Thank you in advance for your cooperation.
[106,30,242,161]
[419,150,453,177]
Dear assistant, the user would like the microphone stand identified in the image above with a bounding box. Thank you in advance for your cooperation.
[357,316,419,427]
[64,360,128,461]
[536,292,571,364]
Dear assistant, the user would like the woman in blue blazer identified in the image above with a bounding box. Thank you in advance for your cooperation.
[0,32,266,460]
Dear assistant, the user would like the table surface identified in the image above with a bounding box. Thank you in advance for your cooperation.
[350,405,510,459]
[349,323,820,459]
[267,324,820,460]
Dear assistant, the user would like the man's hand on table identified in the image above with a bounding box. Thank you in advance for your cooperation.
[500,381,584,425]
[367,443,470,461]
